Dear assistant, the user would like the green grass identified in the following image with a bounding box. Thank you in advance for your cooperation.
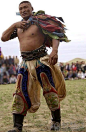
[0,80,86,132]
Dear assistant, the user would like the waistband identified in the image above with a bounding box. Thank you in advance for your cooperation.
[21,45,47,61]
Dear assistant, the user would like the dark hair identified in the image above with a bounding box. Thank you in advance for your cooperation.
[19,1,32,6]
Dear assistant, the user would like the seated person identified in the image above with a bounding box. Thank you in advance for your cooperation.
[3,72,9,84]
[77,69,85,79]
[67,70,73,80]
[71,70,78,80]
[10,74,17,84]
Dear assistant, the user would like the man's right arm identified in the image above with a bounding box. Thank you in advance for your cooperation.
[1,23,17,42]
[1,21,27,42]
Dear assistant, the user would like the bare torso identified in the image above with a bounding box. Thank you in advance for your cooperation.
[17,24,45,52]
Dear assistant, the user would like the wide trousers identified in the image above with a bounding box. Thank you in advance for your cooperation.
[12,55,66,115]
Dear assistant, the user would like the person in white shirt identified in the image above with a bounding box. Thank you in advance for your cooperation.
[77,69,85,79]
[10,74,17,84]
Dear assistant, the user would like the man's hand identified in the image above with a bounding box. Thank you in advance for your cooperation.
[49,50,58,65]
[15,21,27,30]
[1,21,27,41]
[49,39,59,65]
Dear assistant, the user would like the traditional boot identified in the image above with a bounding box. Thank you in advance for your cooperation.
[50,109,61,131]
[8,114,24,132]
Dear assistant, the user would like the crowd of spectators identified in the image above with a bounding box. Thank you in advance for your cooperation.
[0,56,86,85]
[0,56,19,84]
[59,61,86,80]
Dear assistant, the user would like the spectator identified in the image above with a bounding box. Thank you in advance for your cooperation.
[67,70,73,80]
[14,56,19,65]
[4,56,9,66]
[84,63,86,71]
[0,55,19,84]
[78,62,82,71]
[6,64,10,71]
[8,64,15,76]
[65,63,71,71]
[10,74,17,84]
[72,64,77,71]
[71,70,78,80]
[0,57,4,66]
[76,61,80,71]
[3,72,9,84]
[62,67,68,80]
[1,63,6,73]
[0,65,3,84]
[77,69,85,79]
[8,56,14,65]
[59,62,64,72]
[0,58,4,66]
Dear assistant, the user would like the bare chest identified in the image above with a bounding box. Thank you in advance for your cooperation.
[17,25,41,39]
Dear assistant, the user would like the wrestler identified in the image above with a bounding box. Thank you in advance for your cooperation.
[1,1,70,132]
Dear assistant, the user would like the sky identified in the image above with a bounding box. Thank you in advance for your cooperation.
[0,0,86,62]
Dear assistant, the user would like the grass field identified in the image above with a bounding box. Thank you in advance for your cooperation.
[0,79,86,132]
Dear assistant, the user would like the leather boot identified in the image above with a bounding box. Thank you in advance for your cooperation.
[8,114,24,132]
[50,109,61,131]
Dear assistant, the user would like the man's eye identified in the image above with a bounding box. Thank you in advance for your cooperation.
[19,8,22,10]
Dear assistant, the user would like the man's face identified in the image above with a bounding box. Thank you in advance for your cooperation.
[19,3,33,20]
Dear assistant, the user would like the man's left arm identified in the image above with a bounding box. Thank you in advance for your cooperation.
[49,39,60,65]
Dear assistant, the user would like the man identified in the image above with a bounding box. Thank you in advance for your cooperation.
[14,56,19,65]
[1,1,69,132]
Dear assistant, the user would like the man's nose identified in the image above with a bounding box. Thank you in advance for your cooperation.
[22,8,26,13]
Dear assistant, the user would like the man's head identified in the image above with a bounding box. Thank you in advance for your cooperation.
[19,1,33,20]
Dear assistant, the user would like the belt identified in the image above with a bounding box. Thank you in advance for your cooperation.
[21,45,47,61]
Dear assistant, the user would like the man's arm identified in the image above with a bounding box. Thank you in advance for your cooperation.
[1,23,18,42]
[1,21,27,42]
[49,39,60,65]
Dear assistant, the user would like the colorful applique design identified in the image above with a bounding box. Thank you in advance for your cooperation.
[36,62,55,88]
[18,68,31,108]
[12,68,31,115]
[36,62,60,110]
